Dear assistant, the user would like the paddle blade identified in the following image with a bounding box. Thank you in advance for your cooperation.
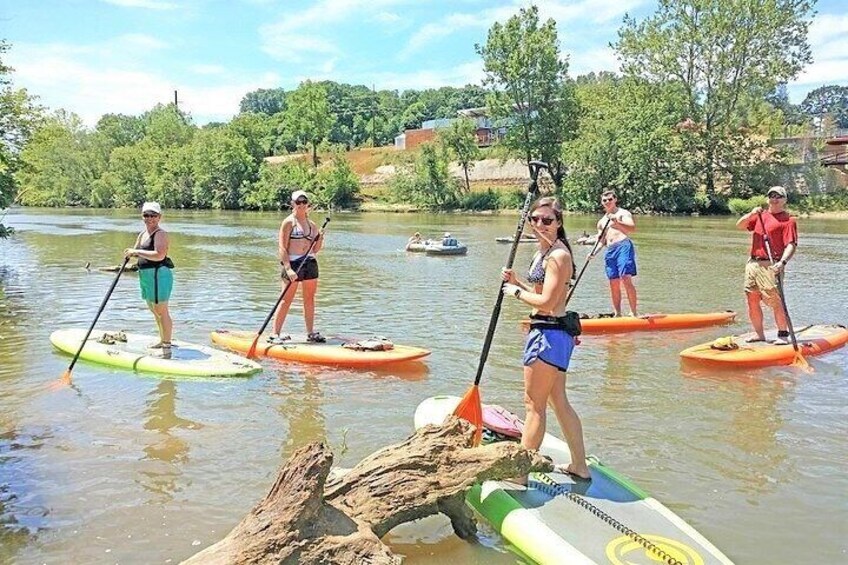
[791,350,813,373]
[245,334,261,360]
[51,368,73,390]
[453,385,483,446]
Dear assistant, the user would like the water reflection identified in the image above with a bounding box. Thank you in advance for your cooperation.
[138,380,202,502]
[273,366,328,458]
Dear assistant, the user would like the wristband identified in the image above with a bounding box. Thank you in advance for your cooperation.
[514,287,521,299]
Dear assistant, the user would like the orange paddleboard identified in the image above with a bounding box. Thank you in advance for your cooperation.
[522,311,736,334]
[210,329,430,368]
[680,324,848,368]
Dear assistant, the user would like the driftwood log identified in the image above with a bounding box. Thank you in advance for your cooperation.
[183,416,552,564]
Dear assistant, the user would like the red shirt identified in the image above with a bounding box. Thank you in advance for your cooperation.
[746,211,798,260]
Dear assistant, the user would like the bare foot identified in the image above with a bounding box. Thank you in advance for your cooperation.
[555,463,591,480]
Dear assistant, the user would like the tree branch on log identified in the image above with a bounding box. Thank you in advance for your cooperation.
[182,416,552,565]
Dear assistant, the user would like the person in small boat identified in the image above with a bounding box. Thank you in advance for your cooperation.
[441,232,454,246]
[269,189,325,344]
[590,190,638,317]
[405,232,422,251]
[735,185,797,344]
[124,202,174,356]
[501,196,590,481]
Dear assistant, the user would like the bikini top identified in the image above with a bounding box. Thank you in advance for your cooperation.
[527,248,552,284]
[527,245,572,285]
[290,219,314,240]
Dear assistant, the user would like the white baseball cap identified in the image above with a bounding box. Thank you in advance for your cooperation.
[291,190,308,202]
[141,201,161,215]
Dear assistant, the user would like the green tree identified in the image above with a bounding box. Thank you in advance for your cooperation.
[1,40,43,235]
[616,0,815,197]
[227,112,274,164]
[390,142,461,209]
[314,148,360,209]
[189,128,254,209]
[283,80,336,167]
[439,118,481,192]
[95,113,144,148]
[17,111,106,207]
[142,103,195,147]
[244,160,313,210]
[477,5,579,188]
[801,85,848,129]
[239,87,287,115]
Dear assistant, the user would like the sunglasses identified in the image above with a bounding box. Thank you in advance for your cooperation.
[601,197,615,203]
[529,215,556,226]
[294,199,309,205]
[768,194,785,199]
[142,213,159,218]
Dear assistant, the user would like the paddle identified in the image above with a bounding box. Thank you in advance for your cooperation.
[756,210,810,371]
[245,217,330,359]
[60,256,130,385]
[453,161,548,445]
[565,216,612,306]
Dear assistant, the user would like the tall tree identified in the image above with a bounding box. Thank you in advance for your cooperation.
[439,118,481,192]
[283,80,336,167]
[616,0,815,197]
[800,85,848,129]
[476,5,579,187]
[239,88,287,116]
[0,40,43,235]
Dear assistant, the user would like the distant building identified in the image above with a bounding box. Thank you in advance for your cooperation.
[393,107,508,150]
[822,136,848,170]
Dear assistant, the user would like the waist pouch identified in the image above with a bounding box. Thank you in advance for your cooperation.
[138,257,175,270]
[529,311,582,337]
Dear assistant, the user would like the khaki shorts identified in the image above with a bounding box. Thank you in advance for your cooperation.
[744,260,780,306]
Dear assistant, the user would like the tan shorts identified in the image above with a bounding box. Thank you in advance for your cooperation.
[744,260,780,306]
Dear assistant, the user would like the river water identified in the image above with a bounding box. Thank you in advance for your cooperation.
[0,208,845,564]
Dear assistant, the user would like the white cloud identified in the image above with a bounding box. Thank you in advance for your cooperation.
[399,0,645,59]
[787,12,848,99]
[189,64,227,76]
[100,0,178,10]
[8,38,279,125]
[259,0,411,63]
[373,11,402,24]
[567,46,620,77]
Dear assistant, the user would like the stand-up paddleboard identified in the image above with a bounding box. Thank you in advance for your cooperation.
[415,396,734,565]
[521,311,736,334]
[211,329,430,368]
[51,329,262,377]
[680,324,848,369]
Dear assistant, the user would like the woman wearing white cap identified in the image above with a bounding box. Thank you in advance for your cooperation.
[269,190,325,344]
[124,202,175,355]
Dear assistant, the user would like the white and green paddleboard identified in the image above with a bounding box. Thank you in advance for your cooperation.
[51,329,262,377]
[414,396,734,565]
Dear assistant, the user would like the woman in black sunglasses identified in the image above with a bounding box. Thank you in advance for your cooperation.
[269,189,326,344]
[501,196,590,480]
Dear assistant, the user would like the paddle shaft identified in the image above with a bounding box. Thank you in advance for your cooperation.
[65,256,130,373]
[471,161,547,386]
[756,211,801,351]
[254,217,330,338]
[565,216,612,305]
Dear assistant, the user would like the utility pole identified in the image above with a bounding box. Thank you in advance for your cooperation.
[370,83,376,147]
[174,90,179,109]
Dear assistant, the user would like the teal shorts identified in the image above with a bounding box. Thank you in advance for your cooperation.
[139,267,173,304]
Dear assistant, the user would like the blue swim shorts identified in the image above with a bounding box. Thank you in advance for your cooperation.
[523,326,575,372]
[604,238,637,280]
[139,267,173,304]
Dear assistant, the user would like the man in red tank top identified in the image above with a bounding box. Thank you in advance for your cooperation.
[735,186,798,343]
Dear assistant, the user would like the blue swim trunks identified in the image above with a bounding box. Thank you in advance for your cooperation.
[139,267,173,304]
[604,238,637,280]
[523,326,575,372]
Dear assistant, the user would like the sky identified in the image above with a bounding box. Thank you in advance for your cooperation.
[3,0,847,126]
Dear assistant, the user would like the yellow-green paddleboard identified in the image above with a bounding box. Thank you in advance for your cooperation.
[51,329,262,377]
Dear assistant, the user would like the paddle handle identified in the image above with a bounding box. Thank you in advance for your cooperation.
[565,216,612,306]
[472,161,547,386]
[756,211,800,351]
[66,256,130,373]
[254,217,331,338]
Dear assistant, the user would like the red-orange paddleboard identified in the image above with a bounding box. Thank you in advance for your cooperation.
[680,324,848,369]
[211,330,430,368]
[522,311,736,334]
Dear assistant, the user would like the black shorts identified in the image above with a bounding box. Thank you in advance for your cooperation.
[282,256,319,281]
